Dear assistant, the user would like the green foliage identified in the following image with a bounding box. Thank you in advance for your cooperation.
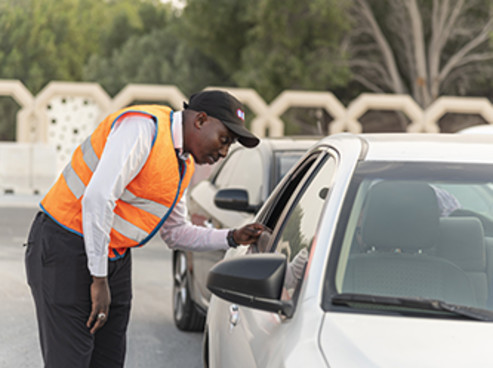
[0,0,98,92]
[178,0,352,101]
[179,0,254,77]
[83,24,227,97]
[97,0,171,58]
[235,0,352,101]
[0,0,169,93]
[0,0,174,139]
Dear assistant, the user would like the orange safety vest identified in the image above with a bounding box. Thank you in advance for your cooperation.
[40,105,195,260]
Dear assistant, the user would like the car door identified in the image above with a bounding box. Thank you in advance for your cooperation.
[209,148,339,367]
[190,146,265,308]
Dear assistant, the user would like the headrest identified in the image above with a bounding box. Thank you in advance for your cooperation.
[361,181,440,251]
[438,217,486,271]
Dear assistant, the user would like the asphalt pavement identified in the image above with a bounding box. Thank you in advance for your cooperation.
[0,195,203,368]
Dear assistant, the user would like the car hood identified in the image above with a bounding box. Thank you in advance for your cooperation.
[321,312,493,368]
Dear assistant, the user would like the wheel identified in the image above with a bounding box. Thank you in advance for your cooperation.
[172,251,206,331]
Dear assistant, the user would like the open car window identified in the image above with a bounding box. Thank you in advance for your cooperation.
[253,149,338,303]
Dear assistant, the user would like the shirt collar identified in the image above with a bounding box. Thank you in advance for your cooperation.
[172,111,189,161]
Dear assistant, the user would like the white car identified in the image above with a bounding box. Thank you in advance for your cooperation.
[173,138,316,331]
[458,125,493,134]
[205,133,493,368]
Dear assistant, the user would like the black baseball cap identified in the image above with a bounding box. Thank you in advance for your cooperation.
[183,90,260,148]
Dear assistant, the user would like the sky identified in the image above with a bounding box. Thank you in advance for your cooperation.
[161,0,185,9]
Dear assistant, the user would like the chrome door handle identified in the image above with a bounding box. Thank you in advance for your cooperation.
[229,304,239,330]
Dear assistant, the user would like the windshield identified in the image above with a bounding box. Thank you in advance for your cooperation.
[327,161,493,317]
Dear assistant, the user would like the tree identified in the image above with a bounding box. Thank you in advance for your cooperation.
[347,0,493,107]
[96,0,171,58]
[0,0,106,93]
[0,0,169,139]
[178,0,352,102]
[179,0,254,81]
[0,0,105,139]
[83,25,226,97]
[0,0,165,93]
[235,0,352,102]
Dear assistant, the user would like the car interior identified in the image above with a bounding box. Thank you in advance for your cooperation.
[337,174,493,312]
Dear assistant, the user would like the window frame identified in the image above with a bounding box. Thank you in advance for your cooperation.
[251,148,338,309]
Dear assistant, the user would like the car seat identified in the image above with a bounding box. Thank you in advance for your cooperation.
[437,216,487,307]
[342,181,475,307]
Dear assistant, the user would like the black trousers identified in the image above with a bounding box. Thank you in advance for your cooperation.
[25,212,132,368]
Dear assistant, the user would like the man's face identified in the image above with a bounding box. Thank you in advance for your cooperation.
[186,112,237,165]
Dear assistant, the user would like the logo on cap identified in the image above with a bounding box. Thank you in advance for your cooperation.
[236,109,245,121]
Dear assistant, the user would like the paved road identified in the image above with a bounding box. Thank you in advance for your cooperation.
[0,204,203,368]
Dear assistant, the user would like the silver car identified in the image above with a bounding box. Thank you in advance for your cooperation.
[205,133,493,367]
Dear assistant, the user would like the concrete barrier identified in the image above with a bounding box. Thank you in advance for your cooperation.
[31,143,58,195]
[3,80,493,195]
[0,143,57,195]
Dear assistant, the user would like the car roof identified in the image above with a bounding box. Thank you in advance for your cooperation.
[457,125,493,135]
[227,137,318,157]
[319,133,493,164]
[257,136,319,151]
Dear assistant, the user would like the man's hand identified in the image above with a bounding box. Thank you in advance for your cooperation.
[86,276,111,334]
[232,223,265,245]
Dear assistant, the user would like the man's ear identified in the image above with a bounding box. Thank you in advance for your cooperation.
[194,112,207,129]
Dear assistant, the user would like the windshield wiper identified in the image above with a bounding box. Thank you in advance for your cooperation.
[332,293,493,321]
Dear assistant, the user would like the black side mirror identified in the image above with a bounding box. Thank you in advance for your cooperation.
[207,253,294,317]
[214,188,260,214]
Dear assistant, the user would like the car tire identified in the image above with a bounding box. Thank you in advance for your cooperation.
[172,251,206,331]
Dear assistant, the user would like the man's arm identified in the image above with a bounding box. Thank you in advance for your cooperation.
[82,115,155,333]
[160,194,263,251]
[160,194,230,251]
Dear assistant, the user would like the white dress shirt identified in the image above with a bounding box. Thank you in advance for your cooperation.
[82,111,229,277]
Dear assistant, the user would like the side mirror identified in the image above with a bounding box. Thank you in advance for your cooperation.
[207,253,294,317]
[214,188,260,214]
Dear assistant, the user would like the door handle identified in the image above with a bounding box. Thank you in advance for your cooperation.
[203,219,214,228]
[229,304,239,331]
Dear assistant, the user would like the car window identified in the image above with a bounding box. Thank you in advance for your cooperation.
[325,161,493,315]
[213,148,263,205]
[274,151,306,188]
[254,150,337,302]
[255,152,321,238]
[275,155,337,300]
[437,183,493,218]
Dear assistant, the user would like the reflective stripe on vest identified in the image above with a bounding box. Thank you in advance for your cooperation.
[108,160,187,259]
[113,214,148,243]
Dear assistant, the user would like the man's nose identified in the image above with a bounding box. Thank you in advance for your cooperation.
[218,145,229,158]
